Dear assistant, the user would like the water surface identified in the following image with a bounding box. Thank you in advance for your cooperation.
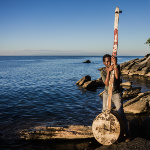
[0,56,149,140]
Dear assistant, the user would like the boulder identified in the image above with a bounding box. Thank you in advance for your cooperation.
[76,76,104,91]
[76,75,91,86]
[124,100,148,114]
[123,91,150,114]
[82,80,98,90]
[96,77,104,87]
[120,58,139,70]
[83,60,91,63]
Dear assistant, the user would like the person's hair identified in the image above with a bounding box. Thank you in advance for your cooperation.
[103,54,111,62]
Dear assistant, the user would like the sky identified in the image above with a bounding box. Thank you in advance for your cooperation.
[0,0,150,56]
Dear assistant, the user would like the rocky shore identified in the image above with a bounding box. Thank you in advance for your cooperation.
[18,54,150,150]
[75,54,150,149]
[120,53,150,77]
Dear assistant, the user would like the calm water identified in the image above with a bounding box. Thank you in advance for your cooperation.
[0,56,149,140]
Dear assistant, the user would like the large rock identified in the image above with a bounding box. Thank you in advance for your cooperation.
[82,80,98,90]
[120,58,139,70]
[76,75,91,86]
[120,54,150,77]
[123,91,150,114]
[96,77,104,87]
[76,76,104,91]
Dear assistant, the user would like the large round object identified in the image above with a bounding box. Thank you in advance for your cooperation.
[92,110,125,145]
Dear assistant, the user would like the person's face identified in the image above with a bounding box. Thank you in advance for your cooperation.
[103,57,111,68]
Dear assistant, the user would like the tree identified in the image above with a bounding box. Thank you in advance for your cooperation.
[145,38,150,46]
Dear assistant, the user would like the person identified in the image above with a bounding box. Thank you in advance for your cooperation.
[100,54,130,142]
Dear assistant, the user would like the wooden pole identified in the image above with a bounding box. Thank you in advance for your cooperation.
[107,7,122,110]
[92,7,124,146]
[92,7,124,145]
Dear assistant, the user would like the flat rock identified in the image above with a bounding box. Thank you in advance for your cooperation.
[123,91,150,114]
[20,125,94,140]
[124,100,148,114]
[120,81,132,86]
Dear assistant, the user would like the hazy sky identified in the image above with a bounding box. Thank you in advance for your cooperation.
[0,0,149,56]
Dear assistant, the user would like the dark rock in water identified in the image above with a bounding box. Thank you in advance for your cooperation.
[83,60,91,63]
[76,75,91,86]
[82,80,98,91]
[96,77,104,87]
[76,76,104,91]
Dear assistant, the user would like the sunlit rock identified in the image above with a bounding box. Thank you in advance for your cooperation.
[123,91,150,114]
[76,75,91,86]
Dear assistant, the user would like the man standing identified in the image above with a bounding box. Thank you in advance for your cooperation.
[100,54,130,142]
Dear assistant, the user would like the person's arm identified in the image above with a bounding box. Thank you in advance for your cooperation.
[111,56,119,79]
[104,66,114,86]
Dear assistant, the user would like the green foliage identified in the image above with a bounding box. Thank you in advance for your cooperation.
[145,38,150,46]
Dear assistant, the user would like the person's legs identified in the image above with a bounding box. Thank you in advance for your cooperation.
[103,91,108,111]
[112,93,129,134]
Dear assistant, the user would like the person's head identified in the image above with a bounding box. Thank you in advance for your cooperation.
[103,54,111,68]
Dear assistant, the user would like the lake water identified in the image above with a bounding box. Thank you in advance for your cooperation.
[0,56,149,142]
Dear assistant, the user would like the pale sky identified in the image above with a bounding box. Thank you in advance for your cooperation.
[0,0,149,56]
